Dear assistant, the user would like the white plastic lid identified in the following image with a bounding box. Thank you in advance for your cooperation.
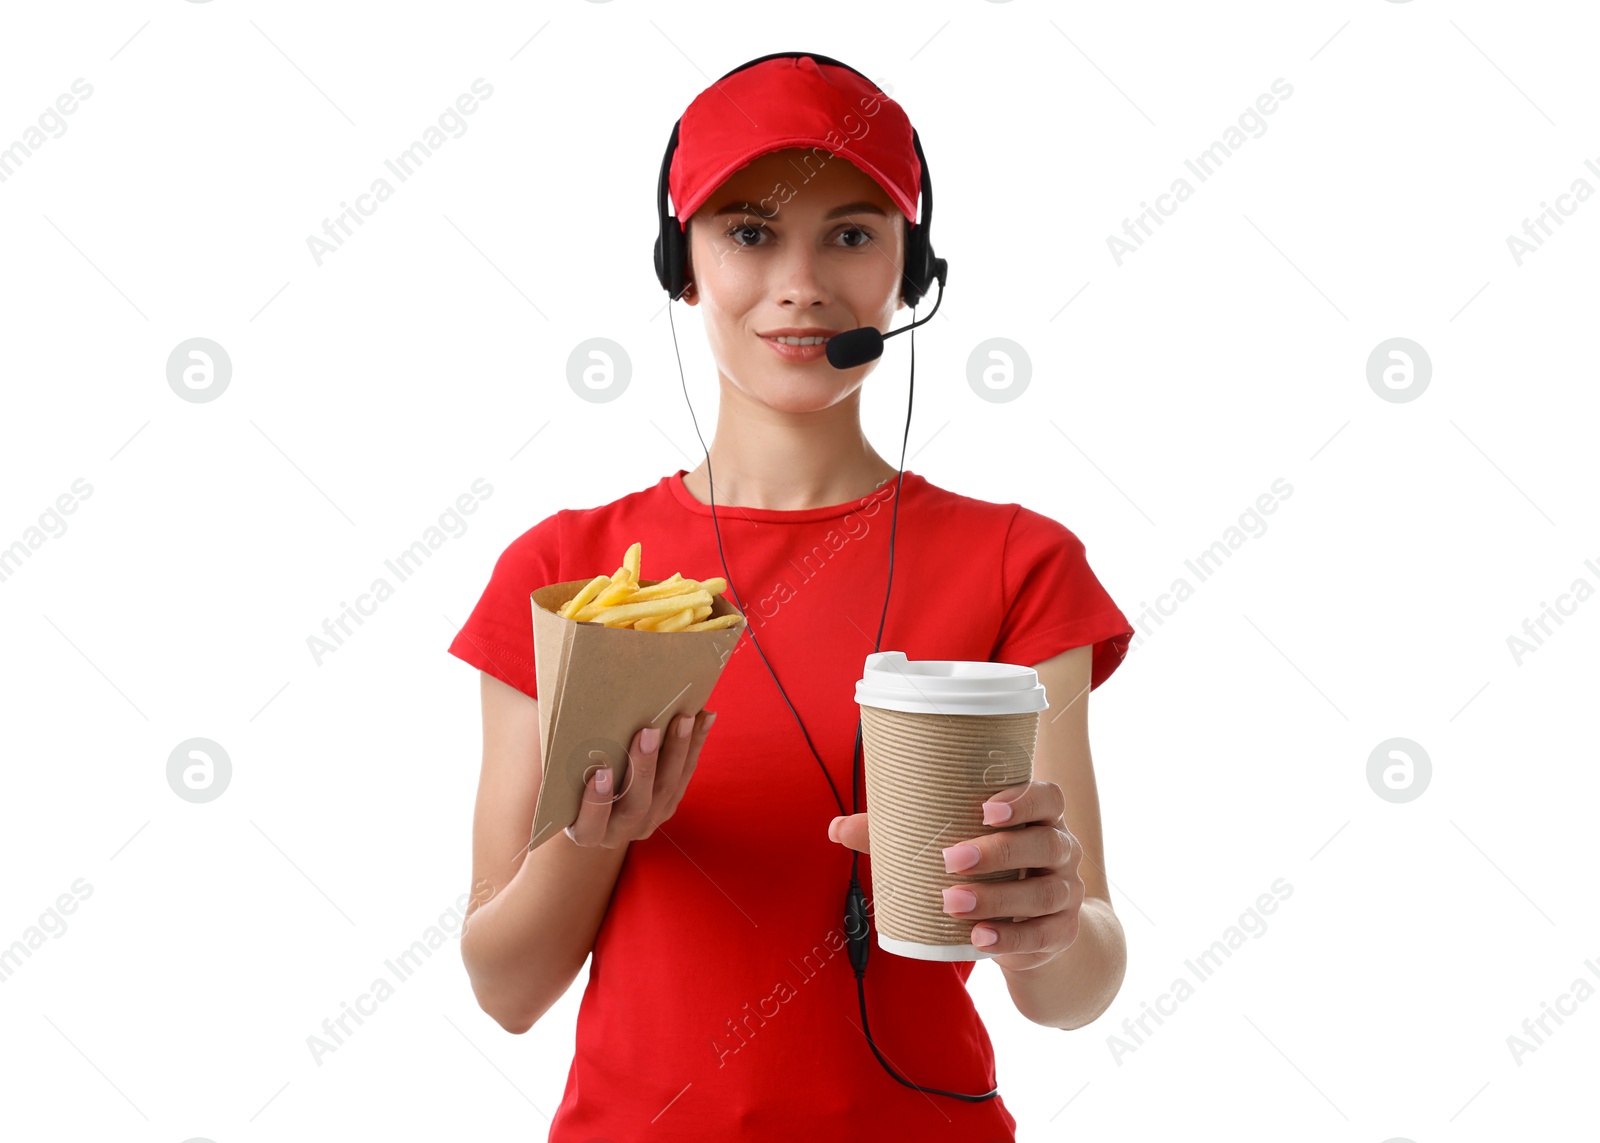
[854,651,1048,716]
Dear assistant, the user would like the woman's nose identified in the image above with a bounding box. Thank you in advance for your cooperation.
[773,246,829,305]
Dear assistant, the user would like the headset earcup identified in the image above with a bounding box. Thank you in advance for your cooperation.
[667,218,690,300]
[656,215,687,299]
[902,222,929,306]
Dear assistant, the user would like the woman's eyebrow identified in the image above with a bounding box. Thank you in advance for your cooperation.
[823,202,888,219]
[710,200,888,220]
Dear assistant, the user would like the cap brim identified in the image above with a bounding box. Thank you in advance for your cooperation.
[675,137,919,230]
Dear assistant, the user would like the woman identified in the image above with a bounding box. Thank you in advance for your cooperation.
[449,53,1134,1143]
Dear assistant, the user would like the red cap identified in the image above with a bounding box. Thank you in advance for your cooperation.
[668,55,921,233]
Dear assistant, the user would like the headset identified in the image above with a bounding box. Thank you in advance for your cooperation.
[654,52,992,1104]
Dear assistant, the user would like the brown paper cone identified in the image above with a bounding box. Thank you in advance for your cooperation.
[526,577,745,854]
[859,705,1039,958]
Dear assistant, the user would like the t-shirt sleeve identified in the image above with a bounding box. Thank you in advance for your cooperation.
[990,506,1134,690]
[446,511,563,700]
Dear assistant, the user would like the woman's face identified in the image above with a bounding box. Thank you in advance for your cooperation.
[684,147,908,412]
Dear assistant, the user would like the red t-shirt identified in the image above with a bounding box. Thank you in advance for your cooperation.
[447,468,1133,1143]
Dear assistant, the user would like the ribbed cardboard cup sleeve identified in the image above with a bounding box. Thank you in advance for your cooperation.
[526,577,745,854]
[859,705,1039,950]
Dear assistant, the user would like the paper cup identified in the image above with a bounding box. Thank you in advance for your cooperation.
[854,651,1048,961]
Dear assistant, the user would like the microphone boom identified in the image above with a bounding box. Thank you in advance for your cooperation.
[823,273,946,370]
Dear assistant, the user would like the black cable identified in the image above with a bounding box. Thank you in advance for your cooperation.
[667,289,999,1103]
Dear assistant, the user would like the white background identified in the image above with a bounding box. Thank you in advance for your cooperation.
[2,2,1596,1140]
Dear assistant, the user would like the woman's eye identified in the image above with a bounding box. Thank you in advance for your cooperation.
[726,223,769,247]
[838,226,874,248]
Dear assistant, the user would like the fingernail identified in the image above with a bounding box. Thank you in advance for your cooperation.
[641,727,661,753]
[943,844,980,872]
[982,800,1013,825]
[942,887,977,913]
[595,768,612,794]
[677,715,693,738]
[705,711,719,730]
[827,815,842,842]
[971,925,998,947]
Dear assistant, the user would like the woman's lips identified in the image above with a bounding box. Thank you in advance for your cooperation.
[759,335,831,363]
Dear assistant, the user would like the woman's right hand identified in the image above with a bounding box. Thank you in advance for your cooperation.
[564,710,719,848]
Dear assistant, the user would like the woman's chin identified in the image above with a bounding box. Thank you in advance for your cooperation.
[744,372,854,413]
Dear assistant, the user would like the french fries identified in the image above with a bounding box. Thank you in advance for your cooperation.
[555,542,744,632]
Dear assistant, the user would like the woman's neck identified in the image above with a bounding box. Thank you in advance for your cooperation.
[680,446,900,512]
[678,374,906,511]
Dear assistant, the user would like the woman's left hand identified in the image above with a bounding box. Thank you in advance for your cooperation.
[827,779,1083,972]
